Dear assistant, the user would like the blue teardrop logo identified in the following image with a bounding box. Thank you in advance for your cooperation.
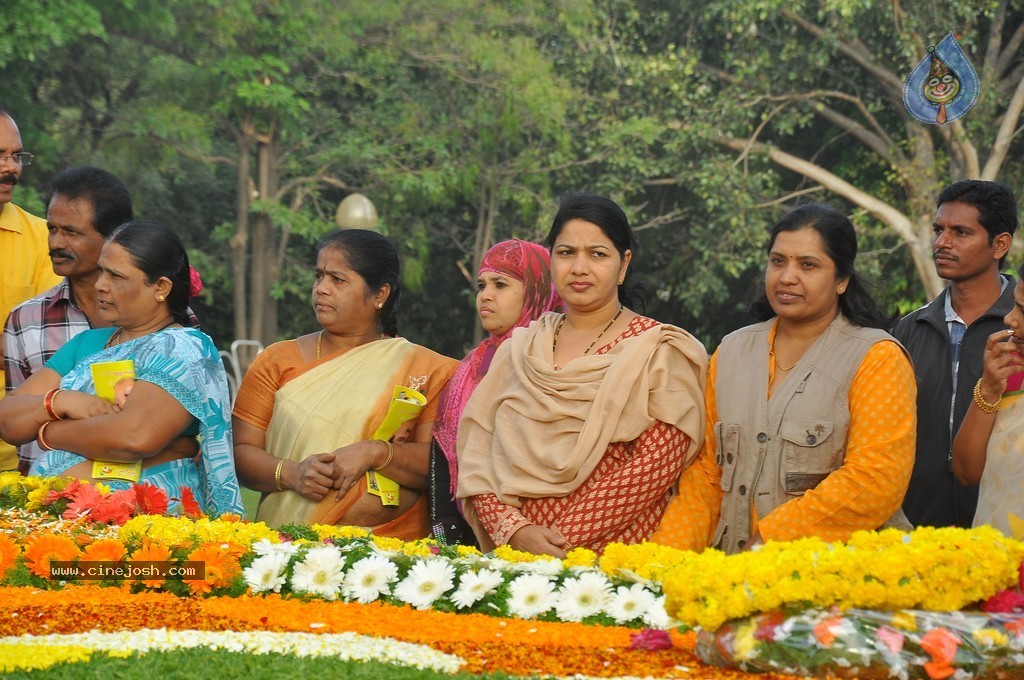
[903,32,979,125]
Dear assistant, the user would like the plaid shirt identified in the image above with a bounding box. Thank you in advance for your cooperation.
[4,279,91,469]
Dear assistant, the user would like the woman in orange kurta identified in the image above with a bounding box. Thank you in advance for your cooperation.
[653,204,916,552]
[456,194,708,556]
[232,229,457,537]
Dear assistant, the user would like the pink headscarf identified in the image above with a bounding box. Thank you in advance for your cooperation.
[433,239,563,495]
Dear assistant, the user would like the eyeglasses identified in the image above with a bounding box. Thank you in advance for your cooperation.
[0,152,33,166]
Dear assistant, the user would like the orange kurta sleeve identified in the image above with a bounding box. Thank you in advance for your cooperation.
[651,351,722,551]
[757,341,916,542]
[231,342,295,431]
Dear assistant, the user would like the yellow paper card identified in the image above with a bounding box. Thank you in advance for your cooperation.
[91,459,142,483]
[91,360,135,403]
[364,385,428,507]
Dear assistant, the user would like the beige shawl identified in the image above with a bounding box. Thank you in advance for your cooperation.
[456,313,708,508]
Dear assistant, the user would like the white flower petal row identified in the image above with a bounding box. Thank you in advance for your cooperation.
[0,629,464,673]
[242,538,672,627]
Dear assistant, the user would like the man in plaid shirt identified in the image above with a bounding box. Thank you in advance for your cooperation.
[4,166,133,472]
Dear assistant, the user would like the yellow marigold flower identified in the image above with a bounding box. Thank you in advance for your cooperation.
[399,540,434,558]
[312,524,369,541]
[25,487,49,511]
[371,536,406,552]
[971,628,1008,648]
[563,548,597,569]
[0,643,93,672]
[890,611,917,631]
[455,545,482,557]
[0,471,22,491]
[493,545,551,564]
[661,526,1024,630]
[733,621,757,660]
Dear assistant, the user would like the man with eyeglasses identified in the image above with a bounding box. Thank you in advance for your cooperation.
[0,109,61,471]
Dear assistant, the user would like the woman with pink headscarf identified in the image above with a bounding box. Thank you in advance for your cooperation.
[429,239,562,546]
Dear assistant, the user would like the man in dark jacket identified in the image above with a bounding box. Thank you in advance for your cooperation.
[893,180,1018,528]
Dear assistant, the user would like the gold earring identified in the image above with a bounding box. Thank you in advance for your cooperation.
[157,295,166,302]
[618,278,624,285]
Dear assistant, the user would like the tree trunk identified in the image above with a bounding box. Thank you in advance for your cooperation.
[230,121,254,362]
[469,178,499,346]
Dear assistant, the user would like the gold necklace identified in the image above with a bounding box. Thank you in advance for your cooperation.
[774,357,798,371]
[552,305,624,369]
[317,330,385,359]
[772,333,798,371]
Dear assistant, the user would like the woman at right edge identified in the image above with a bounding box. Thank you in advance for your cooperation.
[654,204,916,553]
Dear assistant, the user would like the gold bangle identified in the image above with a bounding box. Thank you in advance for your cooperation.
[37,420,55,451]
[274,459,285,491]
[372,440,394,472]
[973,378,1002,414]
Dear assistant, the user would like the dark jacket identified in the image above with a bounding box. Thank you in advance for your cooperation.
[892,278,1015,528]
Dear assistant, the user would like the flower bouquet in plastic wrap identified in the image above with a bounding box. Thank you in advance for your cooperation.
[662,526,1024,679]
[695,606,1024,679]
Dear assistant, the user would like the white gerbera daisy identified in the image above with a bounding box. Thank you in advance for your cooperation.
[554,571,612,622]
[642,595,673,630]
[515,557,564,576]
[290,545,346,600]
[393,559,456,610]
[342,554,398,604]
[506,573,556,619]
[243,552,291,594]
[450,568,504,609]
[251,538,300,558]
[607,583,658,624]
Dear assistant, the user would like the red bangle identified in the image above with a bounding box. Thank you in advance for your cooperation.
[43,388,64,421]
[37,420,55,451]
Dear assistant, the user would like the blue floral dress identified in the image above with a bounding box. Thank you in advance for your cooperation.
[30,327,244,516]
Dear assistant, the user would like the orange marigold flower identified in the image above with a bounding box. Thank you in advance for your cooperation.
[134,483,169,516]
[0,534,19,577]
[82,538,128,564]
[130,539,173,589]
[184,542,242,594]
[24,533,82,578]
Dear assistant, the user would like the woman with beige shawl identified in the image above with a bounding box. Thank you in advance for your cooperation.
[456,194,708,556]
[232,229,457,537]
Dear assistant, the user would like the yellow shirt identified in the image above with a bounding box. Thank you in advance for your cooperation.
[0,202,61,470]
[653,339,916,549]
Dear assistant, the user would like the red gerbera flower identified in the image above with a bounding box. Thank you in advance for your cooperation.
[42,478,84,506]
[134,482,169,516]
[176,486,203,518]
[62,483,105,519]
[91,488,137,525]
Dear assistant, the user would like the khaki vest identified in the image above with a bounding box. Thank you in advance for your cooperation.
[712,314,911,554]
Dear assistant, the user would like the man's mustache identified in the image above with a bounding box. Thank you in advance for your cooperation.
[49,249,74,260]
[0,173,16,185]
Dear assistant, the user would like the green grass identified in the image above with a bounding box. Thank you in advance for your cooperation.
[15,649,523,679]
[241,487,260,520]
